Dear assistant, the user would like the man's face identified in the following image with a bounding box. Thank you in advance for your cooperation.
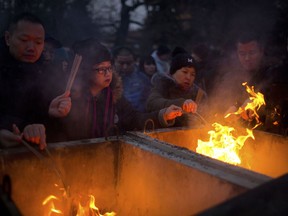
[114,54,135,75]
[5,20,45,63]
[237,40,263,72]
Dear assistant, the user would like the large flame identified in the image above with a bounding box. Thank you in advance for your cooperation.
[196,83,265,165]
[196,123,254,165]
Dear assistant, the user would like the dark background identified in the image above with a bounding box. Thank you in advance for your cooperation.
[0,0,287,57]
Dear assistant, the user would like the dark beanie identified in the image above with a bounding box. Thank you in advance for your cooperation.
[169,53,197,74]
[72,38,112,67]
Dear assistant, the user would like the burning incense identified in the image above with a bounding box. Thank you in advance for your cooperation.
[65,54,82,92]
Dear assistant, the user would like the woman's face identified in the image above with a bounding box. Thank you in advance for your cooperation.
[172,66,196,90]
[144,62,156,76]
[90,61,113,90]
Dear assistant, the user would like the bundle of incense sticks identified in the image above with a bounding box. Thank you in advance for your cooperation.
[65,54,82,92]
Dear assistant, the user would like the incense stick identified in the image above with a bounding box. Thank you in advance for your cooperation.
[65,54,82,92]
[21,140,69,196]
[194,112,209,125]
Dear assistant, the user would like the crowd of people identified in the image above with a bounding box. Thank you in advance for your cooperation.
[0,12,288,150]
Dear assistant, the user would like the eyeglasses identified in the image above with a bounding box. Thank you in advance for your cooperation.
[93,66,113,75]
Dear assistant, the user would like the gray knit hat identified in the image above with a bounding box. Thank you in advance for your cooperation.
[169,53,197,74]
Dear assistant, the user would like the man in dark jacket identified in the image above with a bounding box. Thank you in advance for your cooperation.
[0,13,70,149]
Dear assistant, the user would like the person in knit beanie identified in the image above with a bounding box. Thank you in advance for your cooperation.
[169,53,197,75]
[146,47,208,127]
[168,51,198,92]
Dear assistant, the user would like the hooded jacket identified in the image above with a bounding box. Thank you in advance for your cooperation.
[146,72,208,127]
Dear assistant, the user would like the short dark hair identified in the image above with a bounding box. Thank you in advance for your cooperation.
[8,12,44,33]
[139,55,156,72]
[112,46,136,60]
[236,31,264,48]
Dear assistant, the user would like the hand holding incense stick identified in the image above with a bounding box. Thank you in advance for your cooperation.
[65,54,82,92]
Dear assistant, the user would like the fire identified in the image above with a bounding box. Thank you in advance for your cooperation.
[196,83,265,165]
[76,195,116,216]
[42,195,63,215]
[196,123,254,165]
[225,82,266,128]
[43,187,116,216]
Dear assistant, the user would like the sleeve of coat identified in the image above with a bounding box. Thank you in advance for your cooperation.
[145,87,186,112]
[117,96,165,132]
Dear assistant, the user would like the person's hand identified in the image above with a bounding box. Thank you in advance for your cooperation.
[0,124,46,150]
[164,105,183,121]
[224,105,241,122]
[22,124,46,150]
[239,99,255,121]
[240,109,255,121]
[182,99,197,113]
[224,98,255,122]
[0,126,21,147]
[49,91,71,118]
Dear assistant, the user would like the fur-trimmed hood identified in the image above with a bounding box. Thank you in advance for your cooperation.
[71,70,123,104]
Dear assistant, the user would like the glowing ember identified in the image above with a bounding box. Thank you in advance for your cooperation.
[197,83,265,165]
[196,123,254,165]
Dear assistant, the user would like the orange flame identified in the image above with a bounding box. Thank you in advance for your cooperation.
[43,190,116,216]
[197,123,254,165]
[76,195,116,216]
[42,195,63,215]
[197,83,265,165]
[225,82,265,128]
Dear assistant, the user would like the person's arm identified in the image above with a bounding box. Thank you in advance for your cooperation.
[0,124,46,150]
[0,129,21,148]
[146,87,186,112]
[117,97,182,132]
[158,105,183,127]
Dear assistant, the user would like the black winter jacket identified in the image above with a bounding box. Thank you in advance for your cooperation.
[0,48,48,131]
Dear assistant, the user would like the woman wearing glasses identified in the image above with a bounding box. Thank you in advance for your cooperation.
[54,38,182,141]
